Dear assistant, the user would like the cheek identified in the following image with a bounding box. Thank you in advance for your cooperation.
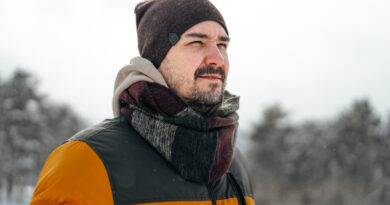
[172,49,202,70]
[183,51,203,72]
[186,54,202,66]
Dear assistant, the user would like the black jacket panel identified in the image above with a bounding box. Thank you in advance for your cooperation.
[69,116,254,205]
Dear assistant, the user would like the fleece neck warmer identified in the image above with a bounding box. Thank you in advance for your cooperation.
[118,81,239,183]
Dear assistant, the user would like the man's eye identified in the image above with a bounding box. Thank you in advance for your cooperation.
[190,41,203,45]
[218,43,228,49]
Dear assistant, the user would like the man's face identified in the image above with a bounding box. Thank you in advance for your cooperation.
[159,21,229,110]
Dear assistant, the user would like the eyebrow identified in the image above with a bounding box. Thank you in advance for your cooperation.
[184,32,230,42]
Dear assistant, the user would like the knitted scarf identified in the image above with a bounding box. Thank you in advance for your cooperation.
[119,81,239,183]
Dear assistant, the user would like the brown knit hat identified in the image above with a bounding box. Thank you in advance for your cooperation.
[135,0,228,69]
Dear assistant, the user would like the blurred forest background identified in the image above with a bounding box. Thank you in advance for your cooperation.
[1,69,390,205]
[0,70,85,204]
[248,102,390,204]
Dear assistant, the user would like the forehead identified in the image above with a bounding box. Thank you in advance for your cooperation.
[182,21,228,39]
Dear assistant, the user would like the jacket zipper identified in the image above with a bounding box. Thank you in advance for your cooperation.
[207,184,217,205]
[227,173,247,205]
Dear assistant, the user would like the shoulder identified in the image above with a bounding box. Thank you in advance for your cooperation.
[31,129,115,204]
[69,116,129,141]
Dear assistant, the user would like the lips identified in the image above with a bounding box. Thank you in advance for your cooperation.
[197,75,222,81]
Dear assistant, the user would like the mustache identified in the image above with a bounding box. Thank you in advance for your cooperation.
[194,66,226,82]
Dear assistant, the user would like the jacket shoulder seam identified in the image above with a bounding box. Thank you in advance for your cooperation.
[76,138,120,204]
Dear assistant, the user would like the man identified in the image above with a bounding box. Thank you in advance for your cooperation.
[30,0,255,204]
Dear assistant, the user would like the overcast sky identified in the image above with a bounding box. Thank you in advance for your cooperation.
[1,0,389,132]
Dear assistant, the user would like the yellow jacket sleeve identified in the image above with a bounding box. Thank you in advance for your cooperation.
[30,140,113,205]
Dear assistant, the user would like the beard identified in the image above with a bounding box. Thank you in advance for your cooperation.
[187,66,226,107]
[186,78,225,107]
[166,66,226,114]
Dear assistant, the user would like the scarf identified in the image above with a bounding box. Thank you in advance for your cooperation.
[119,81,239,183]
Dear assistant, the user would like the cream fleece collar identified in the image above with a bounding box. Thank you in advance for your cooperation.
[112,57,168,117]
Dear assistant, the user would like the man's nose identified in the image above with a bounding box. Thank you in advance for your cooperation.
[205,45,225,67]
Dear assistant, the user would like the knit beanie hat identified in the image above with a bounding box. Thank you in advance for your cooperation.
[135,0,228,69]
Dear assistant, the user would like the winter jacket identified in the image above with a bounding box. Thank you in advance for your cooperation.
[30,116,255,205]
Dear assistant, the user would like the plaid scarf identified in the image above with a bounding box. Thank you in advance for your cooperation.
[119,81,239,183]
